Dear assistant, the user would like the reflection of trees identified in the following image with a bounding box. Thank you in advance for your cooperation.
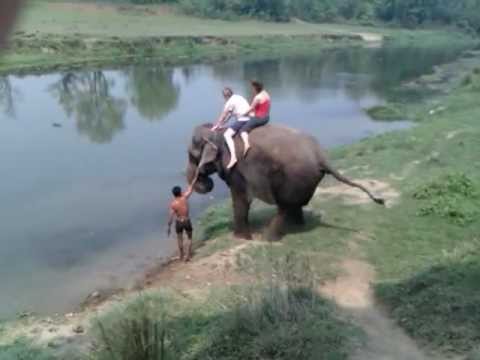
[242,59,284,97]
[209,44,468,104]
[50,72,126,144]
[0,77,15,117]
[126,66,179,121]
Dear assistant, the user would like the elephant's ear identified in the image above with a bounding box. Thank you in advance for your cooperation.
[198,137,219,169]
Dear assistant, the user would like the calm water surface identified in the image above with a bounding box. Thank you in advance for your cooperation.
[0,45,465,318]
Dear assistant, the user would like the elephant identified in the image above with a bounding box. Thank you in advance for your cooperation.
[186,123,384,240]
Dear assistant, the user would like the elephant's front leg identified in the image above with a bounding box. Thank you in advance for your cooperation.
[230,187,252,240]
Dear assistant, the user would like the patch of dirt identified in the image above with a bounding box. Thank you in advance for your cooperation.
[316,178,400,208]
[321,259,375,308]
[320,257,432,360]
[390,159,422,181]
[142,240,261,297]
[355,32,384,43]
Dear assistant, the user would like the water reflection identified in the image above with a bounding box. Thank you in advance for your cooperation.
[49,72,127,143]
[0,76,15,117]
[126,66,179,121]
[210,45,466,103]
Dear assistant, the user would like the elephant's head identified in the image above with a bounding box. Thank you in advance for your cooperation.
[186,124,223,194]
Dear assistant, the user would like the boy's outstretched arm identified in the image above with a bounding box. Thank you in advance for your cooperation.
[184,184,194,199]
[184,175,199,199]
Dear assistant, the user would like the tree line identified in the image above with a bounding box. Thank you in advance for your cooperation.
[128,0,480,34]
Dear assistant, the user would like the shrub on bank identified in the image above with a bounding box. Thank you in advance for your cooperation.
[92,286,358,360]
[412,172,478,226]
[365,105,405,121]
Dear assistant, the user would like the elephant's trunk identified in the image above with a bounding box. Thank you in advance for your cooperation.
[186,162,214,194]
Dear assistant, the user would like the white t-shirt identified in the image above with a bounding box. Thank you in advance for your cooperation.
[224,94,250,122]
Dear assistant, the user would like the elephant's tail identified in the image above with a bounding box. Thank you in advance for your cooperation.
[324,165,385,206]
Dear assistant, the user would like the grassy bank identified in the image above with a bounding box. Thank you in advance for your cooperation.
[186,53,480,358]
[0,0,475,74]
[310,69,480,356]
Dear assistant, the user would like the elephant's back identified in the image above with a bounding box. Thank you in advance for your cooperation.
[242,124,324,206]
[249,124,322,161]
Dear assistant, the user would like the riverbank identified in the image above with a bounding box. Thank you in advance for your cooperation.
[1,42,480,359]
[0,1,474,75]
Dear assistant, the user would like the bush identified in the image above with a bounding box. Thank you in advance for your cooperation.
[412,173,478,226]
[179,0,290,22]
[366,105,405,121]
[194,286,357,360]
[176,0,480,32]
[93,295,175,360]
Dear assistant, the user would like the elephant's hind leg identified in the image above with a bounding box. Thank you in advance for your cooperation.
[265,206,304,241]
[286,206,305,226]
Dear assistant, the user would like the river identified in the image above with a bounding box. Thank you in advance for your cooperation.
[0,44,465,318]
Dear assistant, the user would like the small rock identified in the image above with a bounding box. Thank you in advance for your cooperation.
[30,327,42,335]
[73,325,85,334]
[48,327,58,333]
[185,275,191,280]
[89,291,100,299]
[47,339,64,349]
[65,312,75,319]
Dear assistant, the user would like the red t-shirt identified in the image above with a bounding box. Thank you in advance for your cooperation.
[253,91,271,118]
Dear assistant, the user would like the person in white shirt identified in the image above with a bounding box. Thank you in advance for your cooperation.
[211,87,251,169]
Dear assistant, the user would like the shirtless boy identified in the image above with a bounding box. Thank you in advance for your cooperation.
[167,184,194,262]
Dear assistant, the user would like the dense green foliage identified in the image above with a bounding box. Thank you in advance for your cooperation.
[172,0,480,33]
[412,172,479,225]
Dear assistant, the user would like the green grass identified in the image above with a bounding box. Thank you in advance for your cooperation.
[92,268,360,360]
[190,62,480,357]
[0,338,56,360]
[325,69,480,355]
[375,241,480,355]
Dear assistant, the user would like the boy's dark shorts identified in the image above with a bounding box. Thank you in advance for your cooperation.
[176,219,193,236]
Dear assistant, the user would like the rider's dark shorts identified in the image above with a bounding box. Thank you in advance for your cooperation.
[229,116,270,134]
[242,116,270,132]
[229,120,249,134]
[176,218,193,236]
